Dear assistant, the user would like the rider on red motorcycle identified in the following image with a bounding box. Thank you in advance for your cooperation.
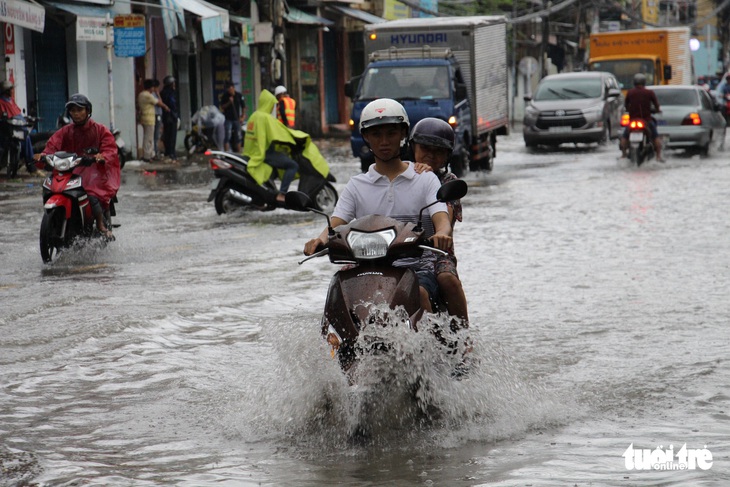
[620,73,663,162]
[35,94,120,239]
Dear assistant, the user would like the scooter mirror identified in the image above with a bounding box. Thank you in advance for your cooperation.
[285,191,313,212]
[437,179,468,202]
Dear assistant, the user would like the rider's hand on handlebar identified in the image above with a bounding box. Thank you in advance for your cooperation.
[304,237,326,256]
[429,234,453,252]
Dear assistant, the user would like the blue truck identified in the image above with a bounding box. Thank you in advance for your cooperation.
[345,16,509,175]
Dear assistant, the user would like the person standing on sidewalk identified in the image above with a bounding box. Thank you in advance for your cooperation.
[160,76,179,162]
[152,79,163,159]
[219,81,245,152]
[137,79,168,162]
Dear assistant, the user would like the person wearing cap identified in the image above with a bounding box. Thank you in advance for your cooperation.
[0,80,37,174]
[303,98,453,313]
[160,75,179,161]
[34,94,120,239]
[274,85,296,128]
[219,81,246,152]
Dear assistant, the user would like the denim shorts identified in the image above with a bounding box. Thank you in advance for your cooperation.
[416,270,440,302]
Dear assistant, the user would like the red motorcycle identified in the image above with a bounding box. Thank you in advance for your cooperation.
[39,150,116,263]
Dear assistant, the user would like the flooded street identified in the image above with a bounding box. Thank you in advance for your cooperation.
[1,132,729,486]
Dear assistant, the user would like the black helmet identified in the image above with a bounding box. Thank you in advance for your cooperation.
[65,93,92,124]
[633,73,647,86]
[1,80,13,94]
[409,117,455,154]
[163,75,176,86]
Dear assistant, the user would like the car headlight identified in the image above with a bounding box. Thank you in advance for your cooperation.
[347,229,396,259]
[525,105,540,118]
[582,105,604,119]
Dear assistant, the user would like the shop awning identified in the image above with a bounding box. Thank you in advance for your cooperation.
[327,5,386,24]
[160,0,224,43]
[45,1,113,18]
[284,7,334,27]
[1,0,46,32]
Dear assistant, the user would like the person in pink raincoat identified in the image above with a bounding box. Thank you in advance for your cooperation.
[35,94,120,239]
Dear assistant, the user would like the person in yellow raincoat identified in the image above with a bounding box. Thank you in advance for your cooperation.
[243,89,330,204]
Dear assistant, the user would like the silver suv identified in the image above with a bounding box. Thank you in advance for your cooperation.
[523,72,623,148]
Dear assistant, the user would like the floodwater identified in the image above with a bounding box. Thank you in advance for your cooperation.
[1,132,728,486]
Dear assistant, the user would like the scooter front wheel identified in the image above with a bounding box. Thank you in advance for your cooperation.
[313,182,338,213]
[40,208,65,263]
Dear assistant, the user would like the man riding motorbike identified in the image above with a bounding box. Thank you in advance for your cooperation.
[303,98,453,313]
[35,94,120,239]
[620,73,663,162]
[243,88,329,204]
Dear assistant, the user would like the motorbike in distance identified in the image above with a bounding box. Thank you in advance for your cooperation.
[621,113,655,166]
[0,112,37,178]
[206,147,338,213]
[289,179,468,373]
[38,150,117,264]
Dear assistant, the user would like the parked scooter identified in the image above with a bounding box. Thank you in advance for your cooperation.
[0,112,36,178]
[290,179,468,373]
[112,128,131,169]
[207,149,338,213]
[38,150,116,264]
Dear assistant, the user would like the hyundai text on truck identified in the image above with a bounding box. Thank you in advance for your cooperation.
[588,27,694,93]
[344,16,509,175]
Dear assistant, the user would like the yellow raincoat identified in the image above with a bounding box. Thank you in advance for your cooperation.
[243,89,330,186]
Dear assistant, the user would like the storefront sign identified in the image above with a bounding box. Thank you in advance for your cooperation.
[113,14,145,57]
[0,0,46,33]
[77,16,108,42]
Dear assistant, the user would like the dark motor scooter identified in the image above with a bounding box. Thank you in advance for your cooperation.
[289,179,468,374]
[0,112,36,178]
[207,148,338,213]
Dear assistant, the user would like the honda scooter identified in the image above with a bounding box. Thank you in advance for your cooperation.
[207,149,338,213]
[290,179,468,373]
[39,150,116,263]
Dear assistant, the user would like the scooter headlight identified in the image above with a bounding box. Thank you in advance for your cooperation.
[347,229,396,259]
[52,157,75,172]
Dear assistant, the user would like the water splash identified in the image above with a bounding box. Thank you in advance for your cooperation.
[224,307,571,452]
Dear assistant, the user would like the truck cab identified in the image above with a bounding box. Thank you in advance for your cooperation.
[345,48,470,173]
[589,56,672,94]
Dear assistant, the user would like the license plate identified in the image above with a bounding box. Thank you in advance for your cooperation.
[656,119,667,126]
[629,132,643,142]
[209,178,220,190]
[12,130,24,139]
[548,126,572,133]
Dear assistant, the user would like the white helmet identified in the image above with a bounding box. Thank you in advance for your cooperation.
[274,85,287,96]
[359,98,410,133]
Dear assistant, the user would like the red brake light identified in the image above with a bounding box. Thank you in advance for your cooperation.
[629,120,645,130]
[682,113,701,126]
[209,158,231,170]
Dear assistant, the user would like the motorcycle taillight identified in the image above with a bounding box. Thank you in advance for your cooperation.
[629,120,645,130]
[209,158,231,170]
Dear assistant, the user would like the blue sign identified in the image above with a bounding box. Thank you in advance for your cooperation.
[114,14,146,58]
